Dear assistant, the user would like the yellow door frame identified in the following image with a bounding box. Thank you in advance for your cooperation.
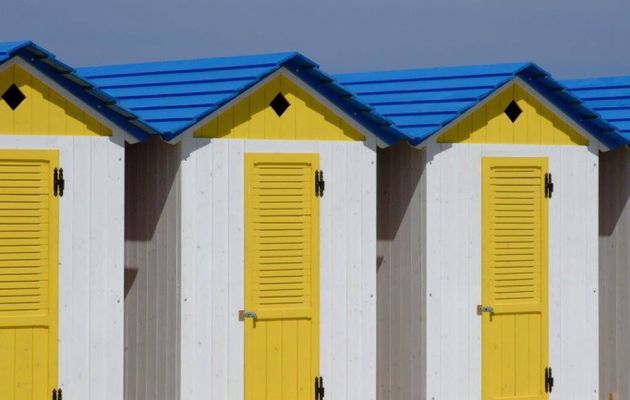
[243,153,320,400]
[481,157,549,400]
[0,149,59,399]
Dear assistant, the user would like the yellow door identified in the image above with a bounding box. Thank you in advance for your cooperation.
[0,150,59,400]
[482,157,549,400]
[244,153,320,400]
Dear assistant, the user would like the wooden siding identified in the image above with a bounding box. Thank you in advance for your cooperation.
[193,74,364,141]
[0,64,111,137]
[179,137,376,400]
[437,83,588,146]
[376,143,427,400]
[125,137,180,400]
[599,147,630,400]
[425,142,599,400]
[0,134,126,400]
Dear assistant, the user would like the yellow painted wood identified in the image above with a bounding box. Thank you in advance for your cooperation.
[482,157,549,400]
[439,83,588,145]
[195,75,364,141]
[0,65,111,136]
[244,153,320,400]
[0,150,58,400]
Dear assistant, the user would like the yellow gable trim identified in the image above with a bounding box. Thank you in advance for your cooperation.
[0,65,111,137]
[194,75,365,141]
[438,83,588,146]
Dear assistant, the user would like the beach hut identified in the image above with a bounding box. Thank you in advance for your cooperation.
[77,52,404,400]
[0,41,151,400]
[336,63,627,400]
[563,76,630,400]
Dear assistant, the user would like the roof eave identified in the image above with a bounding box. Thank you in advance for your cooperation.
[519,64,624,150]
[0,42,151,142]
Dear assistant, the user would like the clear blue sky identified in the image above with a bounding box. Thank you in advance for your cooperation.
[1,0,628,79]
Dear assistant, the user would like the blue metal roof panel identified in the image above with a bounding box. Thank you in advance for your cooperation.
[78,52,405,143]
[78,52,296,77]
[337,63,626,148]
[336,63,529,145]
[563,76,630,144]
[76,54,294,137]
[0,41,30,55]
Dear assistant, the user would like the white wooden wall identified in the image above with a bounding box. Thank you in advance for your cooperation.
[0,134,126,400]
[424,142,599,400]
[179,137,377,400]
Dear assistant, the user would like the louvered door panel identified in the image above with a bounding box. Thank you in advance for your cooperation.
[0,150,58,400]
[244,153,319,400]
[482,158,548,400]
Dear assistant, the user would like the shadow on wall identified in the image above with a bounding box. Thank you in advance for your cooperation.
[376,142,425,269]
[600,147,630,237]
[124,136,180,298]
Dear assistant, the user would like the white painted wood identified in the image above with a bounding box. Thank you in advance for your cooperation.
[360,143,377,400]
[0,134,125,400]
[424,143,599,400]
[211,139,229,400]
[178,137,377,400]
[179,138,214,400]
[227,140,245,400]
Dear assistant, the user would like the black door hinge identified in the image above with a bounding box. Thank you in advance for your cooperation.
[53,168,65,197]
[315,170,325,198]
[544,172,553,199]
[315,376,325,400]
[52,388,63,400]
[545,367,554,393]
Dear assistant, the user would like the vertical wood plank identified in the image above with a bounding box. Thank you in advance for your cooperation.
[228,140,245,400]
[330,143,348,397]
[211,139,229,399]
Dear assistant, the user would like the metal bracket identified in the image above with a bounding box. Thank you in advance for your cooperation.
[545,367,554,393]
[52,388,63,400]
[476,305,494,315]
[53,167,65,197]
[315,170,325,198]
[238,310,257,321]
[315,376,325,400]
[545,172,554,199]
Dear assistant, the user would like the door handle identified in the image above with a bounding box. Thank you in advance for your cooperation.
[239,310,257,321]
[477,305,494,315]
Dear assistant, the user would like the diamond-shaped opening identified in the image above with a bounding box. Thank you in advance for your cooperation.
[270,93,290,117]
[504,100,522,123]
[2,84,26,111]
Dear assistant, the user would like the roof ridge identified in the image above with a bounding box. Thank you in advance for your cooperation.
[77,51,299,71]
[336,61,533,78]
[564,74,630,83]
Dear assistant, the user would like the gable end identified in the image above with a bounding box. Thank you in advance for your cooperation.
[437,81,588,146]
[0,61,112,137]
[194,72,365,142]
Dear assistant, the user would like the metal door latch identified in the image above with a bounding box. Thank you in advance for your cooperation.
[239,310,257,321]
[477,305,494,315]
[545,367,554,393]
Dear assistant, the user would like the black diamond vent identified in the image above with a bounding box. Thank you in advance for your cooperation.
[270,93,290,117]
[2,84,26,111]
[504,100,522,123]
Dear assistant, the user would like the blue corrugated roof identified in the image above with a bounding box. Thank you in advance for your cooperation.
[77,53,297,136]
[336,63,626,148]
[77,53,405,143]
[0,40,150,140]
[563,76,630,144]
[3,40,626,148]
